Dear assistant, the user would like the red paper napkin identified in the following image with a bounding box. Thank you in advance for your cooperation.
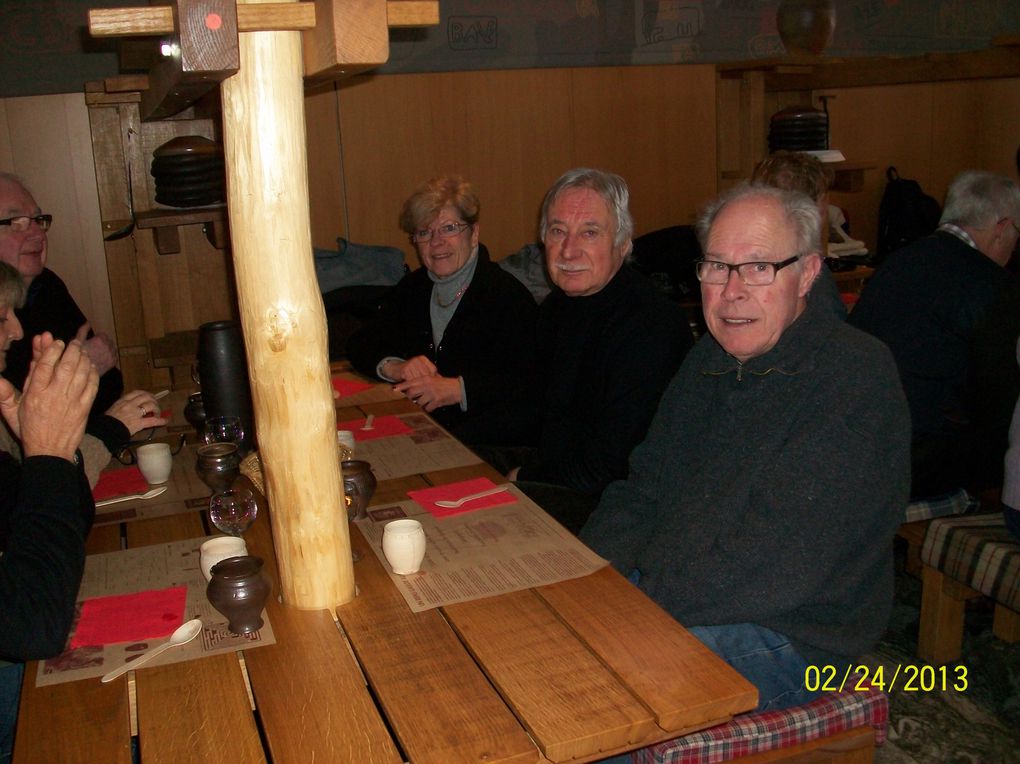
[332,376,375,397]
[70,585,187,648]
[93,467,149,501]
[408,478,516,519]
[337,415,413,442]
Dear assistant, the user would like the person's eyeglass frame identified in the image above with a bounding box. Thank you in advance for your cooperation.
[410,221,470,245]
[0,214,52,232]
[694,254,803,286]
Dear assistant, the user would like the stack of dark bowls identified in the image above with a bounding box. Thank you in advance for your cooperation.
[150,136,225,208]
[768,106,828,153]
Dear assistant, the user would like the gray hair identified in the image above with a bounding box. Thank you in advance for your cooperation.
[696,182,822,262]
[0,262,26,310]
[940,170,1020,229]
[539,168,634,256]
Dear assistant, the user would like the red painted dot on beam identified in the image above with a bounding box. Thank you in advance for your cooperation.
[206,13,222,31]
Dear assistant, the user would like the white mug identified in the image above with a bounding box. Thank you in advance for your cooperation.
[136,442,173,484]
[199,536,248,581]
[382,519,426,575]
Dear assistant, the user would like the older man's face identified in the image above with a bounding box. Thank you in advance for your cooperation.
[701,195,820,363]
[0,179,47,283]
[544,187,628,297]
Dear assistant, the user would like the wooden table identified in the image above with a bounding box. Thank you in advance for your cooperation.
[15,381,757,763]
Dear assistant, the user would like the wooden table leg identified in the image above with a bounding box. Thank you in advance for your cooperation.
[917,564,979,665]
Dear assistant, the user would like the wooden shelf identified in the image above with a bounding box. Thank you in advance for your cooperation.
[135,205,228,254]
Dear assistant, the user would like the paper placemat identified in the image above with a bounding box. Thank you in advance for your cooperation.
[36,535,276,687]
[337,415,414,442]
[356,487,608,613]
[94,445,211,526]
[341,413,481,481]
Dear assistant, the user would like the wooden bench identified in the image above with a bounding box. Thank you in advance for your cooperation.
[630,688,886,763]
[917,512,1020,665]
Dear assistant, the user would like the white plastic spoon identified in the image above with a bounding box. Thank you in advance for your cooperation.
[95,485,168,508]
[100,618,203,683]
[434,486,511,508]
[361,414,375,431]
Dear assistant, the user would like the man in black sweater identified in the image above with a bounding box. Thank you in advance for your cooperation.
[496,169,693,533]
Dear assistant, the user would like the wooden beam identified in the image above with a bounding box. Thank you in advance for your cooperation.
[139,0,239,120]
[387,0,439,27]
[89,3,317,36]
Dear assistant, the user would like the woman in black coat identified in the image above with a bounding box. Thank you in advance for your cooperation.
[347,176,538,446]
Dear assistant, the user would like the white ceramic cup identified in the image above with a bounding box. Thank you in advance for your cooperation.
[337,430,356,458]
[136,442,173,484]
[200,536,248,581]
[382,519,426,575]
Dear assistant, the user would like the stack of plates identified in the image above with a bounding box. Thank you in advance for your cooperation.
[150,136,225,208]
[768,106,828,153]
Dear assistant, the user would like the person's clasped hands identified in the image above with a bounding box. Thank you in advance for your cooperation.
[74,321,118,376]
[386,355,463,413]
[0,333,97,462]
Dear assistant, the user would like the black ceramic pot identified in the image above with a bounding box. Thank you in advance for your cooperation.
[196,320,255,453]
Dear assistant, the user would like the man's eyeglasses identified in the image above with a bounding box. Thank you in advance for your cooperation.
[0,214,52,232]
[694,255,801,286]
[410,221,469,244]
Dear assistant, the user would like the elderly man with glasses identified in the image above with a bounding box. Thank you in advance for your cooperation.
[581,183,910,712]
[0,172,123,415]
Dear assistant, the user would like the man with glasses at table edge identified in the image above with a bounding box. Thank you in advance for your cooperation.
[581,183,910,713]
[0,172,123,417]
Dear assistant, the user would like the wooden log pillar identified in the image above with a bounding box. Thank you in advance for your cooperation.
[220,0,354,608]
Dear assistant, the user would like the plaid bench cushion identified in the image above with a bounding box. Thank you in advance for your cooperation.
[631,688,887,764]
[904,488,975,523]
[921,512,1020,612]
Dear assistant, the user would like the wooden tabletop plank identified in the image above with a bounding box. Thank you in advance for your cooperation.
[135,653,265,764]
[443,590,657,762]
[86,521,123,554]
[337,529,540,764]
[536,568,758,733]
[123,511,264,762]
[241,509,403,763]
[15,677,132,763]
[423,461,502,486]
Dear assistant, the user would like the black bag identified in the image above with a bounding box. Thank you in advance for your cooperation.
[874,166,942,264]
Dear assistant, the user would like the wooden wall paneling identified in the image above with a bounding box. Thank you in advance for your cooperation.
[102,233,153,390]
[423,67,575,258]
[931,78,1020,191]
[181,222,237,327]
[0,100,13,168]
[819,83,935,253]
[571,64,717,234]
[336,72,446,265]
[305,81,347,249]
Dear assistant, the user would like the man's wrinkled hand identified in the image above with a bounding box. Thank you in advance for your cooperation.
[76,321,118,375]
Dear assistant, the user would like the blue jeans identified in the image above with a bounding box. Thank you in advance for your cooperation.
[0,662,23,763]
[687,622,818,712]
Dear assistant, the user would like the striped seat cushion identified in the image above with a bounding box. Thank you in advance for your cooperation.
[631,688,888,764]
[921,512,1020,611]
[904,487,976,523]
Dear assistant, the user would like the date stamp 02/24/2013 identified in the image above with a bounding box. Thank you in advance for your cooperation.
[805,663,969,693]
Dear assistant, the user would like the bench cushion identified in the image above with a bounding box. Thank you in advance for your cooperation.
[904,488,975,523]
[921,513,1020,611]
[632,688,887,763]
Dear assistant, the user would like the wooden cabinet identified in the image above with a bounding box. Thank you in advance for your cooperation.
[85,79,237,391]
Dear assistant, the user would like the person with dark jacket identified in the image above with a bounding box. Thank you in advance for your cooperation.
[494,169,693,533]
[849,170,1020,498]
[0,261,100,760]
[582,184,910,712]
[0,173,123,415]
[347,176,538,446]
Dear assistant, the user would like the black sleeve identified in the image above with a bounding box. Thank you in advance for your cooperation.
[0,456,95,660]
[85,412,131,455]
[346,276,424,379]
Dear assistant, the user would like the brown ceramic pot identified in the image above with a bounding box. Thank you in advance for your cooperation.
[195,442,240,493]
[341,460,376,521]
[206,555,271,635]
